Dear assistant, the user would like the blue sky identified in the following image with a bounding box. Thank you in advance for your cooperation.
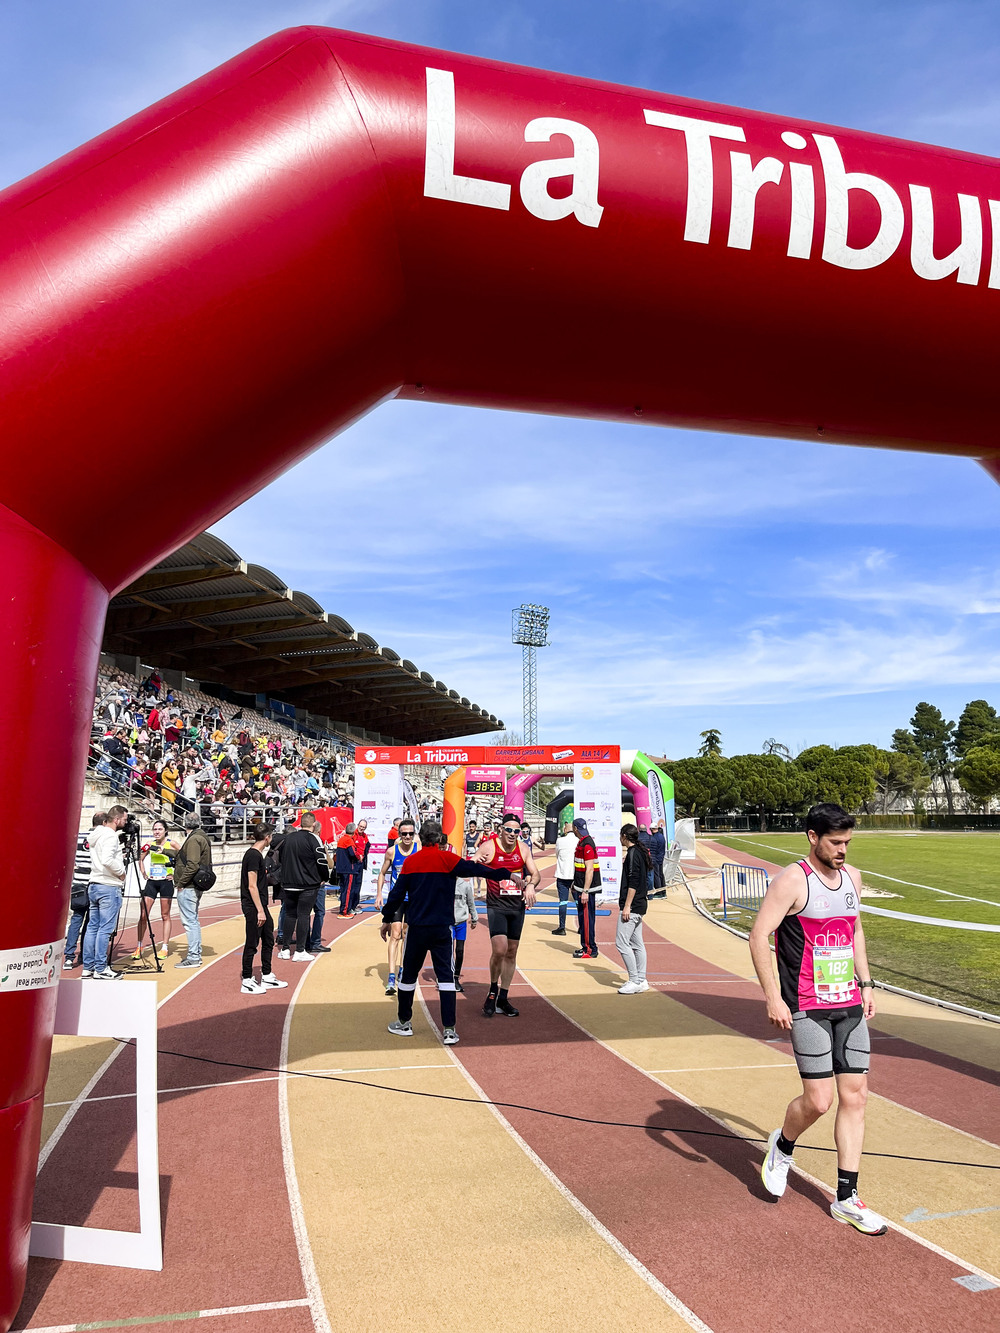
[6,2,1000,756]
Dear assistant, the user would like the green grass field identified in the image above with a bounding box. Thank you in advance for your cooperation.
[709,832,1000,1016]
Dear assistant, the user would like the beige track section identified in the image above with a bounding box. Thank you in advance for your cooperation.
[514,892,1000,1279]
[39,914,247,1152]
[284,917,696,1333]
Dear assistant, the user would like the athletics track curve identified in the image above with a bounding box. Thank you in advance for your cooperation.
[13,858,1000,1333]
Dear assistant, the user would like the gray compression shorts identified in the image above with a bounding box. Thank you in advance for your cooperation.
[790,1005,870,1079]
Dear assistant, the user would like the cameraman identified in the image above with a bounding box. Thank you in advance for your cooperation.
[81,805,128,979]
[174,813,214,969]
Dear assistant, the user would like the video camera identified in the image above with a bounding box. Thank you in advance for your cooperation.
[119,813,142,842]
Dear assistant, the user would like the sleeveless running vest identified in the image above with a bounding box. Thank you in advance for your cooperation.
[389,839,416,892]
[480,836,527,906]
[775,859,861,1011]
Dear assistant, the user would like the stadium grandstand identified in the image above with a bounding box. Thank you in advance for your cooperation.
[89,532,504,835]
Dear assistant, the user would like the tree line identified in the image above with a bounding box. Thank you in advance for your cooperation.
[663,701,1000,826]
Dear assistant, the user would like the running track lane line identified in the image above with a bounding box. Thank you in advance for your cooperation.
[22,1299,311,1333]
[278,914,371,1333]
[415,987,714,1333]
[521,964,1000,1292]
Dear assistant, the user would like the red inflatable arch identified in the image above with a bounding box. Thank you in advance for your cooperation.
[2,25,999,1319]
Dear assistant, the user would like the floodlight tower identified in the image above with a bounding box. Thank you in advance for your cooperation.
[512,603,550,746]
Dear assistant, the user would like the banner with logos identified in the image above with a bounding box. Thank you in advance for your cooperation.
[353,762,403,898]
[573,762,620,902]
[356,744,619,767]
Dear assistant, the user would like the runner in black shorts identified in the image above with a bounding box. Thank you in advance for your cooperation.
[475,814,540,1017]
[750,803,887,1236]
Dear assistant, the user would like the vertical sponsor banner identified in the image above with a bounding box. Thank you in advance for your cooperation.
[354,762,403,898]
[573,762,620,901]
[646,767,666,831]
[401,778,420,828]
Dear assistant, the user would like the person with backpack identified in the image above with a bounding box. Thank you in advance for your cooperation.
[616,825,651,994]
[174,813,215,969]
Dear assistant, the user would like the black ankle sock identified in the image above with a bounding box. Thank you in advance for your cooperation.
[777,1132,796,1156]
[488,981,499,996]
[837,1169,859,1202]
[498,987,509,1004]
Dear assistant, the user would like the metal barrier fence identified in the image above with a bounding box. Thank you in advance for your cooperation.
[720,862,769,919]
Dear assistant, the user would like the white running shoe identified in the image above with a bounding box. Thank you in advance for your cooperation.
[259,973,288,989]
[241,977,266,994]
[618,980,641,994]
[292,951,312,962]
[761,1128,794,1197]
[830,1192,888,1235]
[278,949,291,960]
[93,967,122,981]
[635,979,650,992]
[443,1027,460,1045]
[80,969,94,979]
[388,1019,413,1037]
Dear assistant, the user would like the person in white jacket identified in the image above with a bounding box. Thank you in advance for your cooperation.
[452,874,479,993]
[81,805,128,979]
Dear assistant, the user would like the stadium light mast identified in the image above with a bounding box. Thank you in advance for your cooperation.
[512,603,550,746]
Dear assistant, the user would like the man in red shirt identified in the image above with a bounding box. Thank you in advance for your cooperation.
[350,819,371,914]
[475,813,541,1016]
[572,817,602,959]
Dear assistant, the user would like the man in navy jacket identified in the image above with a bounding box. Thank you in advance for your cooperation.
[380,820,515,1046]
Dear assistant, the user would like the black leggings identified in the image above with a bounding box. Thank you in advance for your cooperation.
[397,926,456,1028]
[281,888,318,954]
[242,901,274,978]
[453,937,465,980]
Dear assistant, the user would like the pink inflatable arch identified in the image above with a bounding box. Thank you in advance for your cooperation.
[2,25,999,1320]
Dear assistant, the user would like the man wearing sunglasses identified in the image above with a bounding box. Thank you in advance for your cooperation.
[475,813,541,1017]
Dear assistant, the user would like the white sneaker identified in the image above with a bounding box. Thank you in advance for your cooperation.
[761,1128,793,1197]
[80,969,94,979]
[279,949,291,960]
[635,979,650,992]
[241,977,266,994]
[830,1191,888,1235]
[387,1019,413,1037]
[292,951,312,962]
[259,973,289,989]
[618,980,641,994]
[93,967,122,981]
[443,1027,460,1045]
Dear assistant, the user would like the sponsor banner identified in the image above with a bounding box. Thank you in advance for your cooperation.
[353,762,403,898]
[0,939,63,991]
[401,778,420,827]
[356,744,620,766]
[465,765,506,798]
[647,767,667,830]
[573,762,621,901]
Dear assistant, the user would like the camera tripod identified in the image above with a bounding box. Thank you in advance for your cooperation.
[110,826,165,975]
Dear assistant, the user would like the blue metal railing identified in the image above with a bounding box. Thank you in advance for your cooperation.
[720,862,769,919]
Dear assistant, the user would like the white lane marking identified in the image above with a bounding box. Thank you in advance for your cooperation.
[646,1064,797,1074]
[16,1297,311,1332]
[278,917,368,1333]
[524,973,1000,1289]
[417,988,715,1333]
[906,1204,1000,1223]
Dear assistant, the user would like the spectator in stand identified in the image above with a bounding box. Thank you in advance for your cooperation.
[161,755,179,812]
[81,805,129,980]
[174,813,214,969]
[336,822,360,916]
[65,810,107,969]
[278,811,329,961]
[650,821,667,890]
[103,729,128,795]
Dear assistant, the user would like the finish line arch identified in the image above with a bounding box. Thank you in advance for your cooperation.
[2,23,1000,1321]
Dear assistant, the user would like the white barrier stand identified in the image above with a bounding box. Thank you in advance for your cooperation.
[30,979,162,1270]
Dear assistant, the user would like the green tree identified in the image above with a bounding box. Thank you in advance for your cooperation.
[698,728,723,758]
[956,745,1000,808]
[729,754,804,831]
[954,700,1000,758]
[794,745,876,812]
[891,728,922,760]
[663,757,735,818]
[874,750,926,813]
[910,702,956,814]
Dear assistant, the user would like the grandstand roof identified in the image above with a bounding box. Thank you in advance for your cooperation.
[102,533,504,744]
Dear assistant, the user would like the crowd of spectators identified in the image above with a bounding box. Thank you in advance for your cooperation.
[91,665,356,837]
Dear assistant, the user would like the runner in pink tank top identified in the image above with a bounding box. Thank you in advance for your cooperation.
[748,803,887,1236]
